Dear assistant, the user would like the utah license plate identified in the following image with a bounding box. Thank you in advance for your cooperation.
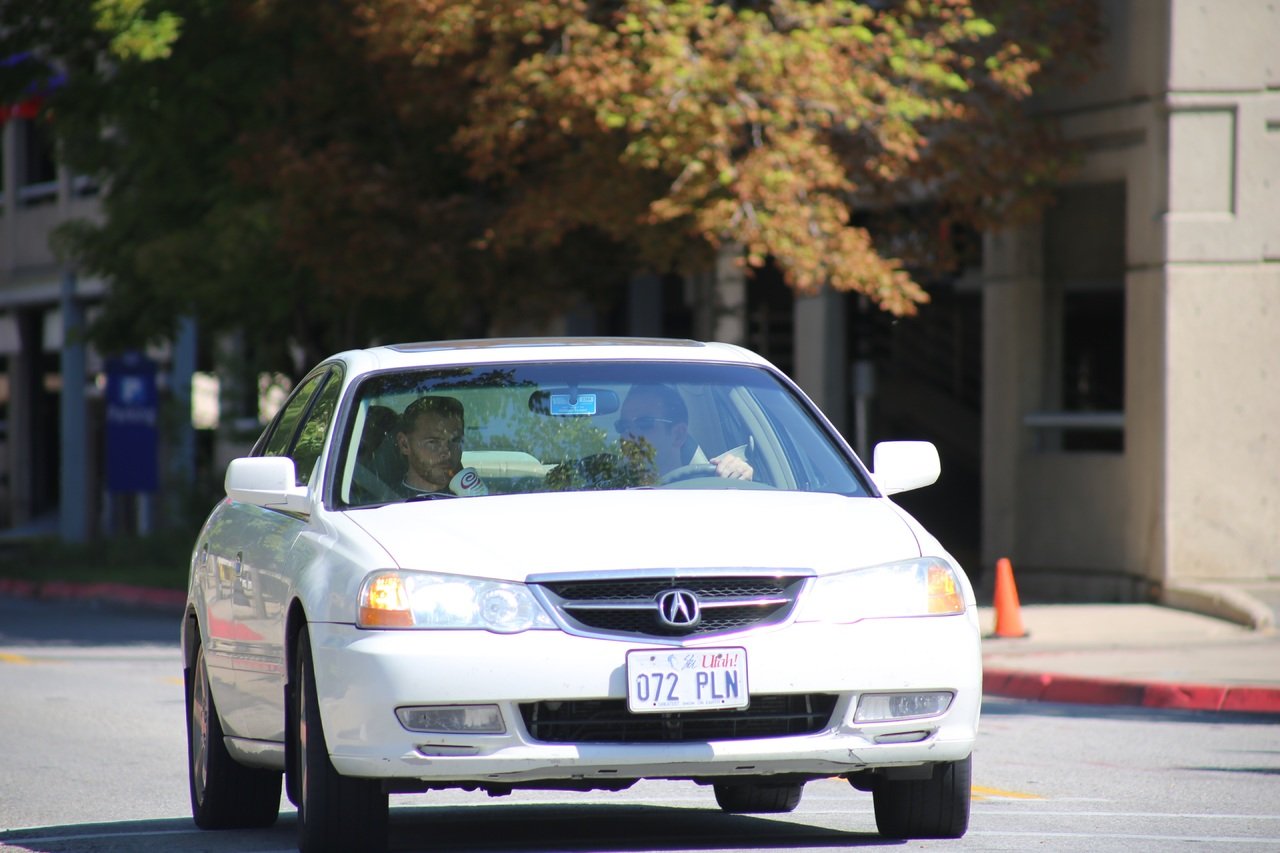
[626,647,749,713]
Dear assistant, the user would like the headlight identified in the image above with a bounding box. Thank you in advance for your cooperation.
[358,570,556,632]
[795,558,966,623]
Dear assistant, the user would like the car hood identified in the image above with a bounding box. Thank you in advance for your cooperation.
[345,490,924,581]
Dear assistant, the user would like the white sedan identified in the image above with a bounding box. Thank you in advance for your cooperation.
[182,338,981,853]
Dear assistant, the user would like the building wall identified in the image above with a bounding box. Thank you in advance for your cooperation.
[1164,1,1280,585]
[1,118,109,537]
[983,0,1280,598]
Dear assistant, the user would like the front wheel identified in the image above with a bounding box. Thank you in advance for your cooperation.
[871,756,971,839]
[294,624,389,853]
[186,637,281,829]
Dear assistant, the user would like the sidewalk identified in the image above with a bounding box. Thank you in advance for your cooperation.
[2,576,1278,715]
[979,582,1280,714]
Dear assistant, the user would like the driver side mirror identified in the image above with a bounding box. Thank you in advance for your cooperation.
[225,456,312,515]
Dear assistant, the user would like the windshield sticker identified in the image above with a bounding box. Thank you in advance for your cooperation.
[550,393,597,416]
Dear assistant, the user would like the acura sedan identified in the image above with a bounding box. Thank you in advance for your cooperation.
[182,337,980,852]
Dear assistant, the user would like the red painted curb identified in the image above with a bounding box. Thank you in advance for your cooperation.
[984,668,1280,714]
[0,577,186,610]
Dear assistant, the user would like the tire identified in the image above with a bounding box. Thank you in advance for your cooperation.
[713,780,804,813]
[186,638,282,829]
[294,625,389,853]
[872,756,971,839]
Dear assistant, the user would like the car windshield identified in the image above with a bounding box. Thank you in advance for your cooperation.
[333,360,870,506]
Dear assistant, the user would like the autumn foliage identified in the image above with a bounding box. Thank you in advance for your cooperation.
[2,0,1098,364]
[355,0,1098,315]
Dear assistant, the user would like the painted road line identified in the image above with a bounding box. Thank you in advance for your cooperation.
[971,784,1044,802]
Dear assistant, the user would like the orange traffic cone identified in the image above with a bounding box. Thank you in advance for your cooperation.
[991,557,1028,638]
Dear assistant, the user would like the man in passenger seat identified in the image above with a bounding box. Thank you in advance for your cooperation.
[617,384,753,480]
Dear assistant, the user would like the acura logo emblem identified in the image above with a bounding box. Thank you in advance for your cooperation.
[656,589,701,628]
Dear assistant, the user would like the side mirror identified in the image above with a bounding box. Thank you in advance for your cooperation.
[872,441,940,495]
[225,457,312,515]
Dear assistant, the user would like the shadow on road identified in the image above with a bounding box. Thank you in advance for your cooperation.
[1,803,906,852]
[0,595,177,648]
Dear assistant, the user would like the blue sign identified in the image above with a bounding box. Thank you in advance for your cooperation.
[105,352,159,493]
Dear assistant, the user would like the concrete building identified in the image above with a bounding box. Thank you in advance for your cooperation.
[979,1,1280,603]
[0,111,195,541]
[0,110,104,540]
[2,1,1276,604]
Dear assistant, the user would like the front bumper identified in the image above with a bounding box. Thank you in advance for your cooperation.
[307,614,981,783]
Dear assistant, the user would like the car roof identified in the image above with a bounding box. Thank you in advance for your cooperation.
[325,337,775,375]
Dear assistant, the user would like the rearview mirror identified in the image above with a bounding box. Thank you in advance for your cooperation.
[528,388,620,417]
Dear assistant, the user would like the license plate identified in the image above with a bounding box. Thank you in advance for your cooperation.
[626,647,749,713]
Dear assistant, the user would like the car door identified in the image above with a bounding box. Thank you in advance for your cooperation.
[204,366,343,740]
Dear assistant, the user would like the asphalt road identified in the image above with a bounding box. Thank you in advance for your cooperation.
[2,596,1279,852]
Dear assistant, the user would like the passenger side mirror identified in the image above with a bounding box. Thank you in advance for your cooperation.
[872,441,940,495]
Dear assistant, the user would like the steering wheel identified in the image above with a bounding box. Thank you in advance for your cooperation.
[658,463,720,485]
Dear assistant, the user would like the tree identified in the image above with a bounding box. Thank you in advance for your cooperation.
[1,0,1098,368]
[357,0,1099,309]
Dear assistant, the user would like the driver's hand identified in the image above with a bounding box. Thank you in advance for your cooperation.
[710,453,753,481]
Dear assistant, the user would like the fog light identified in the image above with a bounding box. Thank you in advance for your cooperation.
[396,705,505,733]
[854,691,953,722]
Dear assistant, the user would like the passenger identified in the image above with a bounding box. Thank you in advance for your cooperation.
[395,396,487,496]
[617,384,752,481]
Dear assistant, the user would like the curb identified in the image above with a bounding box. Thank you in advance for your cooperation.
[1161,583,1276,631]
[984,668,1280,714]
[0,577,186,611]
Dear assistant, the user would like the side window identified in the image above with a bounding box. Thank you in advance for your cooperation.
[291,373,343,486]
[260,373,326,459]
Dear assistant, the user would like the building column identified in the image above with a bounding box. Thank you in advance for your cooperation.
[10,309,42,527]
[793,288,848,438]
[59,270,90,541]
[170,316,198,487]
[692,243,748,344]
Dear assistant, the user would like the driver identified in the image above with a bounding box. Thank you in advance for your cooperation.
[617,384,752,481]
[395,395,488,496]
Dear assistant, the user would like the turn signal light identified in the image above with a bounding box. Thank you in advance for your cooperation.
[359,574,414,627]
[927,564,964,614]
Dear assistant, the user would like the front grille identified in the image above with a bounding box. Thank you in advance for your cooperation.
[519,694,838,743]
[535,575,807,639]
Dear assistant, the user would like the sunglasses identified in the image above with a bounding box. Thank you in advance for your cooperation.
[614,416,675,434]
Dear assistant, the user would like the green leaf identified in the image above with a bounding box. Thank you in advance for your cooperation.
[963,18,998,38]
[93,0,182,61]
